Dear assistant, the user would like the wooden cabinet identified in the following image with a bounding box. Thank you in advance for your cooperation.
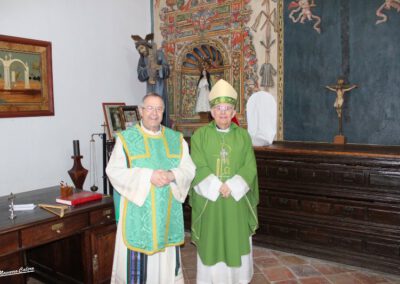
[254,142,400,275]
[0,187,116,284]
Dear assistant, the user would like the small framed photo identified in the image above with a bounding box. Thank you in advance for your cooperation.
[102,102,126,139]
[119,105,140,130]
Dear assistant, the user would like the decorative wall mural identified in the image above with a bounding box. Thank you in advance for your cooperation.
[288,0,321,33]
[153,0,283,138]
[376,0,400,24]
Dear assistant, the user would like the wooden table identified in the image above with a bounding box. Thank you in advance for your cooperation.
[0,186,116,283]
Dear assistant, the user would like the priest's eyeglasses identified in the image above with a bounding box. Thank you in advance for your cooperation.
[213,105,234,112]
[142,106,164,113]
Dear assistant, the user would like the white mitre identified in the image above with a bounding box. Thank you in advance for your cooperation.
[208,79,238,107]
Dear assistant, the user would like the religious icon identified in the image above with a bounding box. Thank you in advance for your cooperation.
[325,78,357,119]
[325,78,357,144]
[195,69,211,114]
[131,33,171,126]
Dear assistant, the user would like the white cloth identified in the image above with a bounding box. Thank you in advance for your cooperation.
[246,91,277,146]
[194,174,249,202]
[195,77,211,113]
[196,238,254,284]
[106,125,196,284]
[111,195,184,284]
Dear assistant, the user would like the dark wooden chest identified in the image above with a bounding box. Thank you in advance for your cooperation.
[254,142,400,275]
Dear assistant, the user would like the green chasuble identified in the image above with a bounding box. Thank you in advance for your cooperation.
[190,121,259,267]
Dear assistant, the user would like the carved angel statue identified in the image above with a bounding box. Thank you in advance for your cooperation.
[288,0,321,33]
[131,33,171,126]
[326,78,357,118]
[376,0,400,24]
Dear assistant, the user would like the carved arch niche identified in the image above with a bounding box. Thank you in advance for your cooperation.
[171,39,232,135]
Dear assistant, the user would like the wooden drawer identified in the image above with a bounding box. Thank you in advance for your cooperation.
[365,239,400,258]
[301,200,332,215]
[299,168,331,183]
[299,227,365,252]
[367,208,400,227]
[266,192,367,222]
[331,204,366,220]
[21,214,88,248]
[268,223,298,239]
[0,231,18,256]
[333,171,365,186]
[369,172,400,188]
[265,165,298,181]
[269,196,299,210]
[90,206,115,225]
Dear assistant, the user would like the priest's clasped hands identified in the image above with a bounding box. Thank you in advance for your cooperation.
[150,169,175,187]
[219,183,231,198]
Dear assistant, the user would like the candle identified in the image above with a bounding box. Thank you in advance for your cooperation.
[73,140,80,156]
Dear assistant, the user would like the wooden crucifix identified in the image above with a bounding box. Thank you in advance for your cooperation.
[325,78,357,144]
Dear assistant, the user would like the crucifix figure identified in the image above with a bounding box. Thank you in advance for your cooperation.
[325,78,357,143]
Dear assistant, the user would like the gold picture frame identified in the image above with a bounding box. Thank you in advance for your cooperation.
[0,35,54,118]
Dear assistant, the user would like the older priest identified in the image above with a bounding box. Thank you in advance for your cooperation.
[190,79,259,284]
[106,93,196,284]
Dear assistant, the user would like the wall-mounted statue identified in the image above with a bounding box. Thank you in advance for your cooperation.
[131,33,171,126]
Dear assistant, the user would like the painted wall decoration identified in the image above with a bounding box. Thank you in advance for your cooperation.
[288,0,321,33]
[284,0,400,145]
[375,0,400,24]
[152,0,284,138]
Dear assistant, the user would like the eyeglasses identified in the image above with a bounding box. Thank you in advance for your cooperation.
[213,105,234,112]
[142,105,164,113]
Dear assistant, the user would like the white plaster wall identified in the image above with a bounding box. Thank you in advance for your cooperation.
[0,0,150,195]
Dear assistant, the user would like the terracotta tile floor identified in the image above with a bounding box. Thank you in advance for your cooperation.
[181,235,400,284]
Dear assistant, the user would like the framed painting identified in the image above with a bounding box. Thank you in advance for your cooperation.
[102,102,126,140]
[119,105,140,130]
[0,35,54,118]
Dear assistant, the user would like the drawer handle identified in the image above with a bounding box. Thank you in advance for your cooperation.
[279,198,289,205]
[93,254,99,272]
[103,209,112,216]
[51,223,64,233]
[279,227,289,233]
[343,206,354,215]
[106,215,111,219]
[277,167,288,175]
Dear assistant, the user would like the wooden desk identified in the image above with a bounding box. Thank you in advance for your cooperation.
[0,186,116,283]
